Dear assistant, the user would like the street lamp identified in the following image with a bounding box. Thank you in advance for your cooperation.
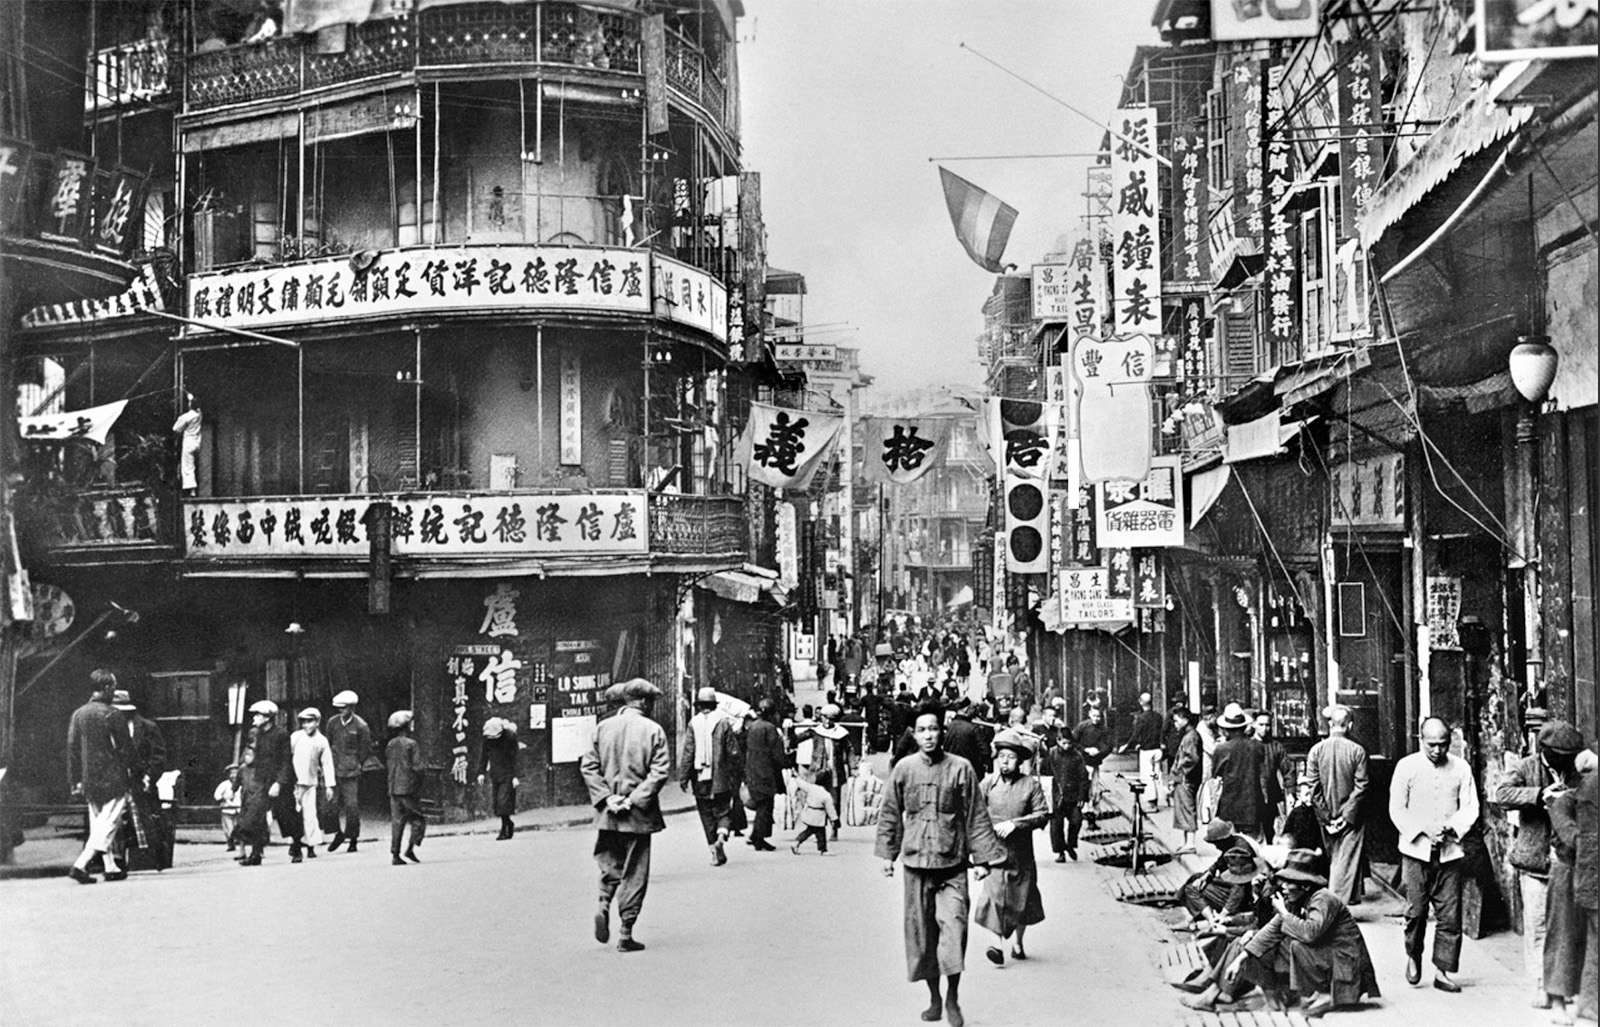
[1509,334,1558,403]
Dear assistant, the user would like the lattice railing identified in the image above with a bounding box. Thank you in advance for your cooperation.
[186,35,300,108]
[648,493,747,557]
[306,18,413,88]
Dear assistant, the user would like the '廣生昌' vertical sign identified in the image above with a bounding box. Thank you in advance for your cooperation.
[1111,107,1162,335]
[1067,234,1106,340]
[1336,39,1383,242]
[1170,132,1210,286]
[1263,63,1297,352]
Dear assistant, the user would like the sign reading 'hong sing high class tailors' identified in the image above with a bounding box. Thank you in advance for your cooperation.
[181,492,649,559]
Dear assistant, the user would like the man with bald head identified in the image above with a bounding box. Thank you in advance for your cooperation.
[1307,705,1370,904]
[1390,716,1480,993]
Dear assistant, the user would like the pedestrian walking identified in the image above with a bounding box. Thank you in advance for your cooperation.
[246,698,302,863]
[1389,716,1479,993]
[386,710,426,865]
[682,686,740,867]
[1572,746,1598,1024]
[1169,706,1203,854]
[1072,704,1110,819]
[291,708,336,857]
[579,678,669,953]
[1535,721,1588,1023]
[1253,711,1291,836]
[1306,704,1370,905]
[235,745,272,865]
[111,688,171,872]
[1045,726,1088,862]
[790,776,839,854]
[325,689,372,853]
[876,704,1007,1027]
[807,702,853,841]
[214,764,242,851]
[742,699,787,851]
[1210,702,1270,841]
[65,670,132,884]
[1126,692,1166,812]
[974,730,1049,965]
[477,717,520,840]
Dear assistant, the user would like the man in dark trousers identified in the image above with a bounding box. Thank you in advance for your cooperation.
[244,699,303,863]
[742,699,788,852]
[1046,727,1089,861]
[112,688,171,871]
[581,678,670,952]
[66,670,132,883]
[1210,702,1271,841]
[386,710,426,864]
[325,689,372,853]
[1073,703,1111,822]
[476,716,520,840]
[682,686,740,867]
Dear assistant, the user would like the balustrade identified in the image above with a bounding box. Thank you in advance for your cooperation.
[46,484,168,549]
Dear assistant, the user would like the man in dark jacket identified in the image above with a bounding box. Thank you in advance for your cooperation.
[386,710,425,864]
[1491,722,1558,1006]
[66,670,132,883]
[1211,703,1271,840]
[682,686,741,867]
[246,699,303,863]
[111,689,171,871]
[1573,746,1597,1023]
[476,717,520,841]
[325,689,372,853]
[742,699,787,851]
[1046,729,1089,861]
[944,700,989,777]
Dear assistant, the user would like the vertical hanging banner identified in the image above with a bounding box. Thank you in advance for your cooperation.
[1066,234,1106,340]
[1045,364,1075,484]
[998,399,1053,481]
[1263,63,1297,352]
[1336,38,1383,242]
[1171,132,1210,286]
[1178,296,1209,389]
[641,15,669,135]
[560,351,583,465]
[1232,60,1266,250]
[1111,107,1162,335]
[1072,333,1154,484]
[1003,473,1050,574]
[1134,552,1166,609]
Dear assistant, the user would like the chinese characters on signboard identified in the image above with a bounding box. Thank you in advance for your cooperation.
[1209,0,1322,40]
[1336,39,1384,242]
[560,351,582,466]
[1111,107,1162,335]
[1263,63,1297,352]
[1071,333,1154,485]
[181,492,648,559]
[858,417,949,485]
[1179,297,1209,388]
[1058,566,1135,624]
[739,402,844,491]
[1329,453,1406,529]
[1171,133,1210,285]
[772,343,838,362]
[1066,235,1106,340]
[1476,0,1598,61]
[1095,456,1185,548]
[1032,263,1073,321]
[1233,60,1265,249]
[652,254,729,343]
[1425,576,1463,650]
[1134,552,1166,609]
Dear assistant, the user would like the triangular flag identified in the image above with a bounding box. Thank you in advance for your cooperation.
[939,167,1017,273]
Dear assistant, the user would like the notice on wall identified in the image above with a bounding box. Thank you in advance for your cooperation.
[550,714,597,764]
[1426,576,1463,650]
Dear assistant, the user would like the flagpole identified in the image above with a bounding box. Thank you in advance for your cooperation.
[958,43,1173,169]
[877,483,887,644]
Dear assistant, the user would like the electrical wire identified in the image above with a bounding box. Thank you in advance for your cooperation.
[1306,431,1413,646]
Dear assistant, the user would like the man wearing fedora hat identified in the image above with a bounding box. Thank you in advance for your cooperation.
[581,679,670,952]
[1210,703,1271,841]
[325,689,371,853]
[1184,848,1379,1016]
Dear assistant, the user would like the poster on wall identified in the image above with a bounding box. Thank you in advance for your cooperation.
[1425,576,1462,650]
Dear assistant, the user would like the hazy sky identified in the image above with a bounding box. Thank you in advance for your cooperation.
[739,2,1158,394]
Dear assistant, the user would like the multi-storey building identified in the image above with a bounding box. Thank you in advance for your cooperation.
[8,0,776,823]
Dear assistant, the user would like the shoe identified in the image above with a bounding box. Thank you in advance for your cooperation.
[404,848,420,863]
[391,855,406,866]
[1534,994,1553,1010]
[291,851,303,864]
[791,843,802,855]
[1434,975,1462,994]
[241,854,262,866]
[945,997,964,1027]
[1054,853,1066,863]
[711,841,727,866]
[594,910,610,944]
[328,833,345,851]
[1405,957,1421,985]
[304,846,316,859]
[1304,992,1334,1018]
[225,843,236,852]
[919,1001,942,1022]
[753,841,777,851]
[346,842,358,853]
[68,867,97,885]
[1173,972,1210,994]
[1067,847,1078,861]
[1011,944,1027,961]
[103,870,128,881]
[617,937,646,953]
[985,946,1004,965]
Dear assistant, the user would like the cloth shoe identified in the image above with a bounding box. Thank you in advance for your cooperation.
[404,847,420,863]
[68,867,97,885]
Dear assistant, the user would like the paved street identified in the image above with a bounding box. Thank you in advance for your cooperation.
[0,766,1554,1027]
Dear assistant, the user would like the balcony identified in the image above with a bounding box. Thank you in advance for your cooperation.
[175,490,747,566]
[182,5,731,138]
[87,37,176,114]
[31,484,175,558]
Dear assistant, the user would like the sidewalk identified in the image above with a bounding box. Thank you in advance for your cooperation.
[1,786,699,880]
[1091,754,1540,1027]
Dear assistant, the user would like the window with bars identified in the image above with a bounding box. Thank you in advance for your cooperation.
[1299,197,1328,354]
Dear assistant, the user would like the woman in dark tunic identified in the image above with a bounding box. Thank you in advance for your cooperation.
[973,730,1050,963]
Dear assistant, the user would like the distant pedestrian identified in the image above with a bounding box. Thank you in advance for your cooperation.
[246,699,302,863]
[1073,704,1110,820]
[214,764,242,851]
[1126,692,1166,812]
[1390,716,1478,993]
[386,710,426,865]
[1307,704,1370,905]
[974,731,1049,965]
[325,689,372,853]
[111,688,171,872]
[1253,711,1291,835]
[876,704,1007,1027]
[742,699,787,852]
[790,776,839,854]
[580,679,669,953]
[291,708,335,858]
[1169,707,1203,854]
[65,670,132,884]
[1210,703,1270,841]
[476,717,520,840]
[682,686,740,867]
[234,746,271,865]
[1045,726,1088,862]
[806,703,853,841]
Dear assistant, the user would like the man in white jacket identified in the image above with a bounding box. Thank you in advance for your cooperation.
[291,708,337,858]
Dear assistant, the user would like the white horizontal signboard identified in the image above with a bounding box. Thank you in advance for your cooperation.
[186,245,652,333]
[653,255,729,343]
[1094,456,1184,548]
[1031,263,1073,321]
[182,492,649,559]
[1058,566,1134,624]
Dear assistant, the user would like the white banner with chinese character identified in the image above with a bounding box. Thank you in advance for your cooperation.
[1095,456,1184,548]
[1111,107,1162,335]
[181,492,649,559]
[184,245,653,335]
[736,402,844,491]
[858,417,951,485]
[19,399,127,446]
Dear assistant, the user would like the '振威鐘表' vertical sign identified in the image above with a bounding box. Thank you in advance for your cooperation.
[1111,107,1162,335]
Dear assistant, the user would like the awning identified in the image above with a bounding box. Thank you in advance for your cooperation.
[698,569,784,606]
[1213,247,1265,291]
[1357,89,1536,250]
[1188,464,1231,530]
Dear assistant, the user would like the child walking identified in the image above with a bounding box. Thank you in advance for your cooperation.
[791,776,838,854]
[214,764,242,851]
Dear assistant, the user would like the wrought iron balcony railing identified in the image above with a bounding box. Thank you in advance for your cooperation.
[87,37,176,113]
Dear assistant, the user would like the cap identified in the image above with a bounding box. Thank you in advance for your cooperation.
[620,678,661,701]
[388,710,414,730]
[694,686,719,707]
[331,690,358,707]
[483,717,504,739]
[1203,819,1236,844]
[820,703,841,719]
[297,707,321,723]
[992,729,1034,756]
[112,689,136,711]
[248,699,279,716]
[1219,844,1260,884]
[1538,719,1585,756]
[874,643,893,657]
[601,682,629,703]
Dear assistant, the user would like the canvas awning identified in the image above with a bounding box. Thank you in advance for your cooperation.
[698,569,785,606]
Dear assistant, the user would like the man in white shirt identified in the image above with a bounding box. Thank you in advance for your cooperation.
[290,708,337,857]
[1389,717,1479,993]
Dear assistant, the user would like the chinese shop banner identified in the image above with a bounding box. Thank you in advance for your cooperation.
[737,402,843,490]
[1329,452,1405,530]
[1095,456,1185,548]
[1066,234,1107,339]
[19,400,128,446]
[1210,0,1321,40]
[1058,566,1135,625]
[185,244,652,333]
[1031,263,1072,322]
[1476,0,1598,61]
[653,253,729,343]
[1170,132,1210,286]
[858,417,951,485]
[1071,333,1154,485]
[181,492,649,559]
[1336,39,1384,242]
[1110,107,1163,335]
[1262,62,1297,353]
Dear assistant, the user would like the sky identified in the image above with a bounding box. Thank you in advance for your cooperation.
[738,2,1159,395]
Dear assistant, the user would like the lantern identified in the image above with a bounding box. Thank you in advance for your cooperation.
[1509,335,1558,403]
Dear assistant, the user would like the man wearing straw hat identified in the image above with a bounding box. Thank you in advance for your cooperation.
[1210,702,1271,841]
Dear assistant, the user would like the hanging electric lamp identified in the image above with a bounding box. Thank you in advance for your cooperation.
[1509,334,1559,403]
